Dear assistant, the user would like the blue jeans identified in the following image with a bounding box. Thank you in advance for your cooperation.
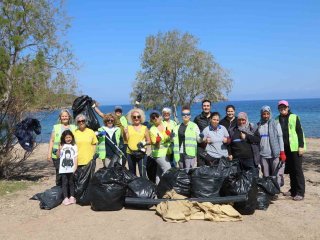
[127,154,147,178]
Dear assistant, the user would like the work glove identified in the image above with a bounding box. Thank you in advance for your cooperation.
[156,133,162,143]
[170,131,175,139]
[137,141,145,150]
[135,93,142,106]
[279,151,286,162]
[97,131,106,137]
[165,127,171,136]
[91,100,97,108]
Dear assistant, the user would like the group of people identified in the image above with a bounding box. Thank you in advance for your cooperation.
[47,99,306,206]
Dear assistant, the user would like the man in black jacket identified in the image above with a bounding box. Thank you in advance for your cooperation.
[194,99,213,166]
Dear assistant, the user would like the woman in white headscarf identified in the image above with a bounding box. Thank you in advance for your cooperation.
[257,106,286,187]
[228,112,260,176]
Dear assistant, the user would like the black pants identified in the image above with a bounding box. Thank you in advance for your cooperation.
[121,144,128,167]
[239,157,259,178]
[284,147,305,197]
[61,173,75,199]
[197,147,206,167]
[52,158,62,186]
[127,154,147,178]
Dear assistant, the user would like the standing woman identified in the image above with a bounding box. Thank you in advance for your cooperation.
[124,108,150,177]
[228,112,260,176]
[162,107,177,167]
[47,109,76,186]
[96,113,122,168]
[201,112,230,166]
[276,100,306,201]
[73,114,98,167]
[173,106,201,172]
[219,105,237,133]
[149,110,172,184]
[257,106,286,187]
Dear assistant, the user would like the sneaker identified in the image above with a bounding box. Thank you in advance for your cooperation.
[69,196,76,204]
[282,191,292,197]
[62,197,70,206]
[293,195,304,201]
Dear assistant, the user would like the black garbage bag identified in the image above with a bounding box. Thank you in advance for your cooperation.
[72,95,100,131]
[30,186,63,210]
[258,176,280,196]
[122,167,138,184]
[190,166,224,198]
[156,168,191,198]
[256,185,270,210]
[146,156,157,183]
[88,167,127,211]
[74,156,97,205]
[217,158,240,178]
[220,171,257,215]
[14,118,41,151]
[126,177,156,199]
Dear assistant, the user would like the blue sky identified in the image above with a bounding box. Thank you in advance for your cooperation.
[66,0,320,104]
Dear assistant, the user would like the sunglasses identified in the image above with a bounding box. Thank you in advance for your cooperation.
[182,113,191,117]
[77,119,85,123]
[106,119,114,123]
[132,115,141,119]
[151,115,159,120]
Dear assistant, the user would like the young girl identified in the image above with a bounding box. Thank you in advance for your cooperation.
[57,130,78,206]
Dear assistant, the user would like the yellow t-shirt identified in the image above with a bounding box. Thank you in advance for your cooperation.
[127,125,147,153]
[74,128,98,165]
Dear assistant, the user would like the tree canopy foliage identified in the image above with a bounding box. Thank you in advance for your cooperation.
[131,30,232,115]
[0,0,78,109]
[0,0,78,178]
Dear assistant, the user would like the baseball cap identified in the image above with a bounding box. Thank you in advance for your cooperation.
[114,105,123,111]
[278,100,289,107]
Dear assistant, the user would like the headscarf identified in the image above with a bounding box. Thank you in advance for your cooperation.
[237,112,255,135]
[259,105,272,124]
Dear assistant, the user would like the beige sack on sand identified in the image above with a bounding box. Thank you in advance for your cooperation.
[156,190,242,223]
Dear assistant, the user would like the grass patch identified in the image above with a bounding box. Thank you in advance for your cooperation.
[0,180,33,196]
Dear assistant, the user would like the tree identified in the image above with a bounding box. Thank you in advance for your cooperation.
[0,0,78,178]
[131,30,232,118]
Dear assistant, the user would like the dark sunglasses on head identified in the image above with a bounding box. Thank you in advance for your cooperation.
[132,115,141,119]
[181,113,191,117]
[77,119,85,123]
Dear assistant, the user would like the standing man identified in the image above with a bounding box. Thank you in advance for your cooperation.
[220,105,237,133]
[193,99,213,166]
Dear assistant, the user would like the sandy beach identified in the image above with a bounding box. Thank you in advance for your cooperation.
[0,138,319,240]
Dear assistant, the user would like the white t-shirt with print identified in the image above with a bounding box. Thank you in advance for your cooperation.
[59,144,78,174]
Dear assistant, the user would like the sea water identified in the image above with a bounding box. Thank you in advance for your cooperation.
[35,98,320,143]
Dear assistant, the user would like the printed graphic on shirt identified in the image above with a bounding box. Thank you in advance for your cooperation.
[59,144,77,174]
